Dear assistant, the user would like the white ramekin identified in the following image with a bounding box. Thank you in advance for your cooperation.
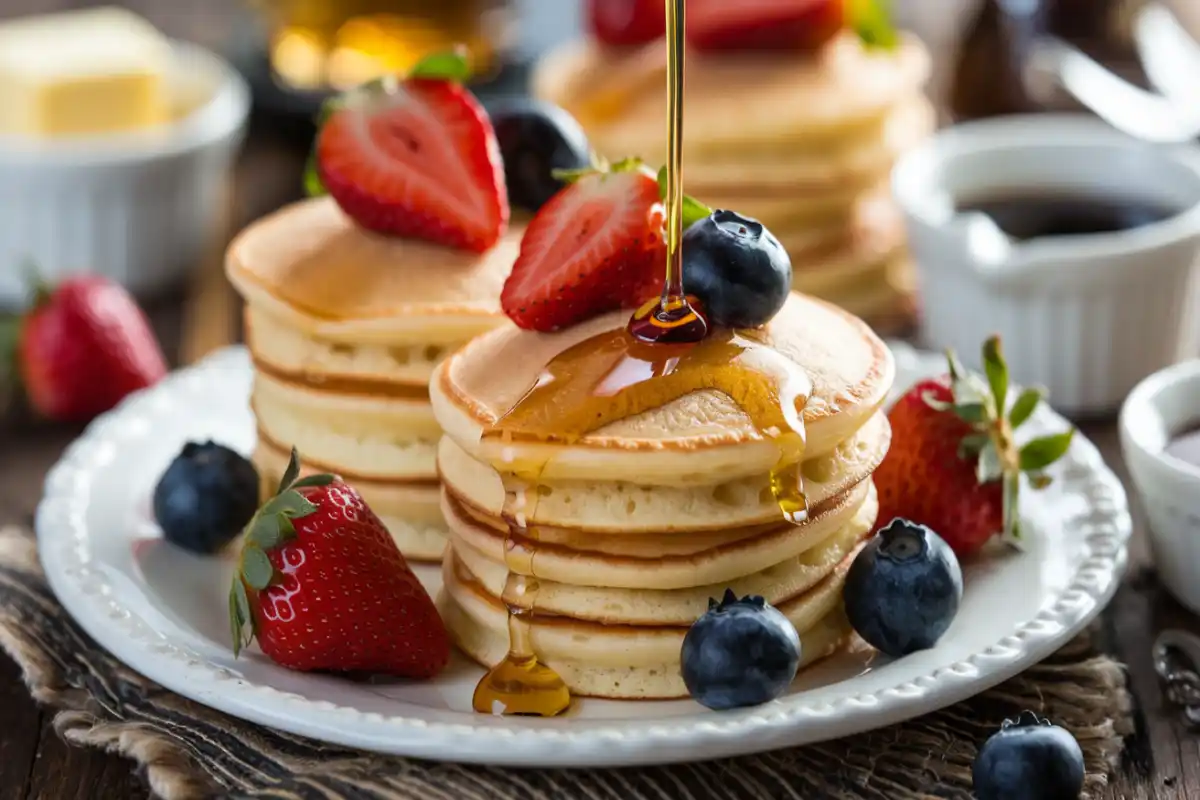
[894,114,1200,416]
[0,40,251,308]
[1121,359,1200,614]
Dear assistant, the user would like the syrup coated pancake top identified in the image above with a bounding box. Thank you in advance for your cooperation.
[226,197,523,325]
[534,32,930,153]
[433,292,894,463]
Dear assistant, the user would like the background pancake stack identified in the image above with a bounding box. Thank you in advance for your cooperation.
[225,196,523,561]
[431,295,895,698]
[533,33,933,332]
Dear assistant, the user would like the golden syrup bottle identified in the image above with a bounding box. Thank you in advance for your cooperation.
[471,0,811,717]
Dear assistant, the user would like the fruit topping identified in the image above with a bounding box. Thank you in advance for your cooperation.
[873,337,1075,557]
[313,49,509,252]
[586,0,666,47]
[229,448,449,678]
[490,98,591,213]
[687,0,845,53]
[3,270,166,422]
[843,518,962,657]
[972,712,1084,800]
[681,589,801,710]
[501,158,665,332]
[153,441,259,555]
[680,209,792,329]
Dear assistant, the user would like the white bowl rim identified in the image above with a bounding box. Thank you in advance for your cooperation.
[1120,358,1200,479]
[0,39,251,166]
[892,113,1200,261]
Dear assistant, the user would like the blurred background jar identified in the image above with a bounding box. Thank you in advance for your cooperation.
[251,0,517,92]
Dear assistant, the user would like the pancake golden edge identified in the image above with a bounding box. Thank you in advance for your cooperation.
[430,293,895,487]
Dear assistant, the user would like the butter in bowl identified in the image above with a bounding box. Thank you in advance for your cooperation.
[0,6,251,308]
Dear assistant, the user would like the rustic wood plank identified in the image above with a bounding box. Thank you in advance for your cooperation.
[0,655,43,799]
[24,716,150,800]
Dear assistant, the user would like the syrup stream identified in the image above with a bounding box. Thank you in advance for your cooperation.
[470,0,809,717]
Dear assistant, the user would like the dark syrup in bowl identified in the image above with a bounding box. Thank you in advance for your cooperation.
[957,192,1178,241]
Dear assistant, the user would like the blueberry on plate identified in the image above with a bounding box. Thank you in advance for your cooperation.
[681,210,792,328]
[973,712,1085,800]
[681,589,801,710]
[489,99,591,212]
[843,518,963,658]
[153,441,259,555]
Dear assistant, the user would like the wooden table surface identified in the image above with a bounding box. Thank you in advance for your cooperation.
[3,3,1200,798]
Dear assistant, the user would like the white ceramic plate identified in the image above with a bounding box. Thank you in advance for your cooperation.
[36,343,1131,767]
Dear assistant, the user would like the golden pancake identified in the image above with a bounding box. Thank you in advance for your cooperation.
[431,293,894,487]
[226,196,524,346]
[439,545,860,699]
[534,32,931,153]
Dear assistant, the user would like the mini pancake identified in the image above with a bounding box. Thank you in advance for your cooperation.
[252,371,440,481]
[431,293,894,487]
[254,438,447,561]
[226,196,523,346]
[437,413,887,532]
[533,32,930,153]
[447,480,877,603]
[438,545,861,699]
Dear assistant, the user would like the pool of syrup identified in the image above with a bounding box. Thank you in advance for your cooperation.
[1165,424,1200,468]
[959,192,1177,241]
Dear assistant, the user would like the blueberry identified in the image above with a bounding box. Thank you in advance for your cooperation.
[681,210,792,328]
[973,712,1085,800]
[681,589,801,710]
[153,441,259,555]
[489,99,591,212]
[843,518,963,657]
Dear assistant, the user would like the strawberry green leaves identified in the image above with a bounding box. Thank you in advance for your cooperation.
[408,47,473,83]
[229,447,333,657]
[847,0,898,50]
[934,336,1074,547]
[552,154,650,185]
[655,166,714,229]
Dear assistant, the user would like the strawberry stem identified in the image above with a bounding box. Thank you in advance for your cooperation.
[21,260,52,309]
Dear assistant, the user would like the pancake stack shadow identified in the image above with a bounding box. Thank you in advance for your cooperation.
[431,295,895,699]
[533,32,934,334]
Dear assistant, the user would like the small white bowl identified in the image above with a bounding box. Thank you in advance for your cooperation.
[0,40,251,307]
[894,114,1200,416]
[1121,359,1200,613]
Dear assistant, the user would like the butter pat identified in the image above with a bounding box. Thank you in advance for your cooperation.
[0,7,171,137]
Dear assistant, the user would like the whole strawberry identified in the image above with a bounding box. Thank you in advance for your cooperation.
[16,273,166,422]
[874,337,1074,557]
[229,448,450,678]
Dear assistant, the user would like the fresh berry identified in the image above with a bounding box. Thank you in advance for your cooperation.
[314,50,509,252]
[680,210,791,328]
[843,518,962,657]
[973,712,1085,800]
[229,449,450,678]
[153,441,260,555]
[687,0,845,52]
[489,99,591,213]
[11,272,166,422]
[874,337,1075,557]
[681,589,801,710]
[501,159,665,332]
[586,0,666,47]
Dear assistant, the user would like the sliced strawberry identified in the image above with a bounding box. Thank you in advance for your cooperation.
[586,0,666,47]
[316,77,509,252]
[502,165,666,332]
[687,0,845,52]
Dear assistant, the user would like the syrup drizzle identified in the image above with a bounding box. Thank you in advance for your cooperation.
[470,0,810,716]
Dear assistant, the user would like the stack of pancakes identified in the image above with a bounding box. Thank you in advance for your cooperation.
[225,196,523,561]
[533,32,933,331]
[431,293,895,699]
